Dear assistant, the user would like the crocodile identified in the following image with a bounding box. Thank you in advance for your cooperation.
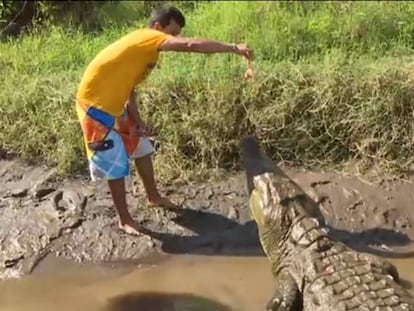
[239,135,414,311]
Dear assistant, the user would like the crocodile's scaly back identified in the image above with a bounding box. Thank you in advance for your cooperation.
[240,135,414,310]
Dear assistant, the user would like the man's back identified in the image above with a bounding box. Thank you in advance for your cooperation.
[76,28,170,116]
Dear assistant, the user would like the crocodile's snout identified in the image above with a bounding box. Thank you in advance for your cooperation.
[240,135,263,160]
[240,135,274,195]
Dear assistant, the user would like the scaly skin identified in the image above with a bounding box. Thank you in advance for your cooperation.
[240,135,414,311]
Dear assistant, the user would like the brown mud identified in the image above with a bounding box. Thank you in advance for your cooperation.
[1,158,414,310]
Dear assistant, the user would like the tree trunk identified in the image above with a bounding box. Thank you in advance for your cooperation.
[1,0,36,38]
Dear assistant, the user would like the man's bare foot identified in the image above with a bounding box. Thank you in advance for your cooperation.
[118,219,144,236]
[147,196,177,209]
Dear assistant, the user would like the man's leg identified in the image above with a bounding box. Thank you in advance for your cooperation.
[131,137,176,208]
[76,101,145,236]
[85,130,145,236]
[107,177,144,235]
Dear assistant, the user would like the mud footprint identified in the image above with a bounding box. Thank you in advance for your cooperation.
[52,189,87,230]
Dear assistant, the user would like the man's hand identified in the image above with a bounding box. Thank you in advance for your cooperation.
[232,44,254,61]
[137,119,152,137]
[130,119,152,137]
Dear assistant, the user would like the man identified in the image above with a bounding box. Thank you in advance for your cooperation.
[75,5,253,236]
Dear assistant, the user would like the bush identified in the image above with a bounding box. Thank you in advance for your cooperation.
[1,1,414,182]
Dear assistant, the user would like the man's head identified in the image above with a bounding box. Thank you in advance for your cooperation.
[148,5,185,36]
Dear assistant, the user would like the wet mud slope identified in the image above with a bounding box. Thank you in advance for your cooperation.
[1,159,414,280]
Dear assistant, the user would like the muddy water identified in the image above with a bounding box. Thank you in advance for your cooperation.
[1,255,414,311]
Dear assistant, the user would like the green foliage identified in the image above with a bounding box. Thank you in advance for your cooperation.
[1,1,175,31]
[0,0,23,25]
[1,1,414,182]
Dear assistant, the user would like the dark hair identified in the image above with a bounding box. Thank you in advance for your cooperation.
[148,5,186,28]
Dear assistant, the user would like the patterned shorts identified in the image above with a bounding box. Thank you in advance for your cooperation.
[75,100,154,181]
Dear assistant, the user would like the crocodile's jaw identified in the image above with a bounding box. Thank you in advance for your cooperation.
[240,135,289,259]
[248,176,284,260]
[248,188,265,227]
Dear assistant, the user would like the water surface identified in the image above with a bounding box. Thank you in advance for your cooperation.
[1,254,413,311]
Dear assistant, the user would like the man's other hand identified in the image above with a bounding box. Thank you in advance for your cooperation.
[130,120,153,137]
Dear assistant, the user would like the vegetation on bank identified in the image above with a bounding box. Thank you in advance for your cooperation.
[1,1,414,182]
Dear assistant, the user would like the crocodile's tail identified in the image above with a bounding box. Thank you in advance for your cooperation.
[239,135,275,195]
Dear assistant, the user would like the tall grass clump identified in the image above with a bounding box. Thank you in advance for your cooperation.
[1,1,414,182]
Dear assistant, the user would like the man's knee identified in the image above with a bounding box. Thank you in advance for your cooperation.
[107,177,125,190]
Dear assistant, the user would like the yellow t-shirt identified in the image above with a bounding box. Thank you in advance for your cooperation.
[76,28,170,116]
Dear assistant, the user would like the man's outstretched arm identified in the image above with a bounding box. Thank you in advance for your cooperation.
[158,36,254,60]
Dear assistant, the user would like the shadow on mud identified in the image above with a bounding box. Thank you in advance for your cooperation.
[145,135,414,259]
[143,207,414,259]
[144,208,263,256]
[327,226,414,259]
[103,291,233,311]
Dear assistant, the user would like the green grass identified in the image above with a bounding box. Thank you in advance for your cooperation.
[1,1,414,182]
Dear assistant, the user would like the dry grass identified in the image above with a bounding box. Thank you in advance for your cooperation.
[1,1,414,182]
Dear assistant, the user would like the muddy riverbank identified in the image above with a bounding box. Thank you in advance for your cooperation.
[1,158,414,281]
[1,254,413,311]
